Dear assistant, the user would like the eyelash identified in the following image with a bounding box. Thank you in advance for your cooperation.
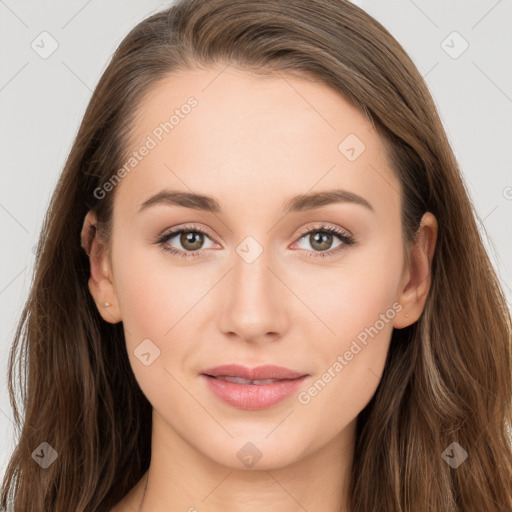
[155,223,356,260]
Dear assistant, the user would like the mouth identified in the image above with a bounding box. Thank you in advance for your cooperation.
[201,363,307,381]
[205,375,290,385]
[200,364,309,410]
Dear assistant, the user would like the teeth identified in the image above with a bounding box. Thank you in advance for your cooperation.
[219,376,279,385]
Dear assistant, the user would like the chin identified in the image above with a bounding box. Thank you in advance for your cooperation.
[195,432,309,471]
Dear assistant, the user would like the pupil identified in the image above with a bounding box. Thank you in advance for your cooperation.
[311,232,332,251]
[182,231,203,250]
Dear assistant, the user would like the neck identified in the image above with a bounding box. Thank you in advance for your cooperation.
[131,409,355,512]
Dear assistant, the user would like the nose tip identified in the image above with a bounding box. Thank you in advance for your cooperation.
[217,249,289,343]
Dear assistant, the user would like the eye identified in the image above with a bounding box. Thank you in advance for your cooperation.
[156,223,356,259]
[156,224,217,259]
[292,224,356,259]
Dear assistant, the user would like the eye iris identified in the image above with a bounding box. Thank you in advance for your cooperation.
[181,231,204,251]
[310,231,332,251]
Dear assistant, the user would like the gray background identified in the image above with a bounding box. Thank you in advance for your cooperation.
[1,0,511,480]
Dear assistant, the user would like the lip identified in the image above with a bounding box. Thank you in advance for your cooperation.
[201,364,309,410]
[202,364,306,380]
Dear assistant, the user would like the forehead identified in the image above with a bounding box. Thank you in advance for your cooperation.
[115,65,400,220]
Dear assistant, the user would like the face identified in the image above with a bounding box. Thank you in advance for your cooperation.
[92,65,416,470]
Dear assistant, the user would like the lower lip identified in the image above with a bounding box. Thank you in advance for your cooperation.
[201,374,308,410]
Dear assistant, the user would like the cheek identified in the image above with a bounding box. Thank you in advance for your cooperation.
[295,233,403,343]
[292,237,403,414]
[112,240,194,337]
[111,242,208,376]
[109,250,190,407]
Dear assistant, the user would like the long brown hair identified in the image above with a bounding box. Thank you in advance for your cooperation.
[2,1,511,510]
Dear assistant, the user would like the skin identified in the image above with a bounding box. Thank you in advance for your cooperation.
[81,65,437,512]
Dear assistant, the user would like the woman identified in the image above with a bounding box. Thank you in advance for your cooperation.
[2,0,511,510]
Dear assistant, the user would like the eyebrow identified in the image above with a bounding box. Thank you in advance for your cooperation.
[138,188,374,214]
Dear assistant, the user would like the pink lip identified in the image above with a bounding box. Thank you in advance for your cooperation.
[202,364,306,380]
[201,364,309,410]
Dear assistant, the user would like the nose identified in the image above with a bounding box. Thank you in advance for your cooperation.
[217,243,289,344]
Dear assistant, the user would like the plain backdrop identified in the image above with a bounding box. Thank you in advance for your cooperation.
[1,0,511,481]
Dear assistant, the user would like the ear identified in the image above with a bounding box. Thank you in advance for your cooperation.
[80,210,122,324]
[394,212,438,329]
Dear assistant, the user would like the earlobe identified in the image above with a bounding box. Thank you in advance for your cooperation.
[393,212,438,329]
[80,210,122,324]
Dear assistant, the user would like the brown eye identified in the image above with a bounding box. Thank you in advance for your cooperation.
[292,225,356,259]
[157,226,217,258]
[179,231,204,251]
[296,229,343,253]
[308,231,335,251]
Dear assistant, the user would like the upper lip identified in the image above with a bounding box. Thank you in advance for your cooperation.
[202,364,307,380]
